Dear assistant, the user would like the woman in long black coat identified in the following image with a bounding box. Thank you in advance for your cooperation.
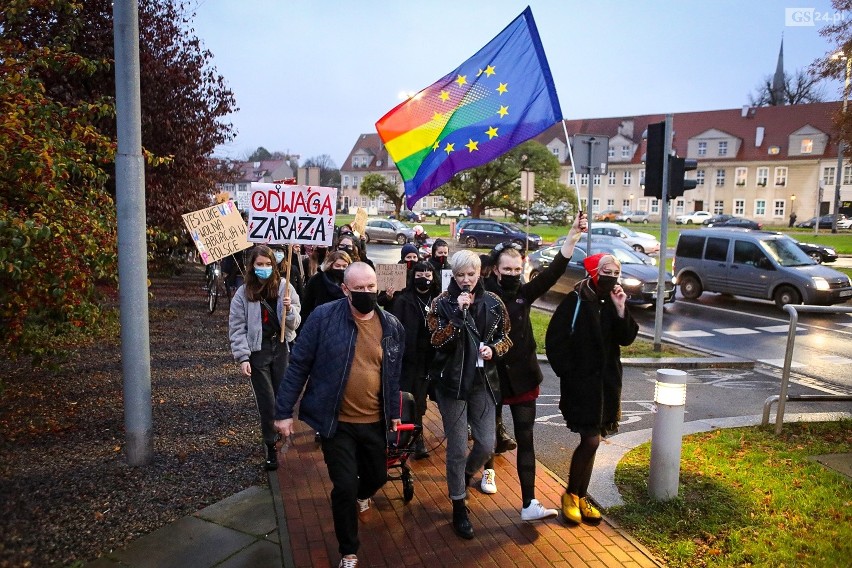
[545,252,638,526]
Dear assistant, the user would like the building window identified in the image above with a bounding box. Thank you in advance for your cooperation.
[606,198,615,208]
[824,166,836,186]
[773,200,785,216]
[608,171,616,186]
[580,173,589,186]
[650,199,659,214]
[552,147,560,158]
[568,172,575,185]
[674,198,685,215]
[361,197,368,207]
[343,175,350,188]
[622,199,630,210]
[607,146,615,158]
[718,141,728,156]
[714,200,724,214]
[756,167,768,186]
[715,169,726,186]
[353,175,359,188]
[800,139,813,154]
[592,198,600,211]
[593,174,601,186]
[844,165,852,185]
[696,170,705,186]
[734,199,745,215]
[623,171,632,185]
[735,167,747,187]
[774,167,787,186]
[697,141,707,156]
[621,145,630,158]
[755,200,766,216]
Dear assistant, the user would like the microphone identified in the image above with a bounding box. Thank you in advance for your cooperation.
[461,285,471,318]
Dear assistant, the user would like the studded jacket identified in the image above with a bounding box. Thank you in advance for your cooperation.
[427,279,512,404]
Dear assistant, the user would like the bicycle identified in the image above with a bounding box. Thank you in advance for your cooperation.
[205,261,224,313]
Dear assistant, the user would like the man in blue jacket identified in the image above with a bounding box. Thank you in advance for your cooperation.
[275,262,403,568]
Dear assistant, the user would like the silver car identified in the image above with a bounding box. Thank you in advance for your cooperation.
[363,219,414,245]
[587,222,660,254]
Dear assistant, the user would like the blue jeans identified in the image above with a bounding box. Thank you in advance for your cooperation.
[436,380,496,500]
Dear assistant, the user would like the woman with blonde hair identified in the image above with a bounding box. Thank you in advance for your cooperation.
[229,245,301,471]
[545,252,638,525]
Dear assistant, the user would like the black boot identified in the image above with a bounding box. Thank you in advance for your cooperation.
[264,443,278,471]
[495,413,517,454]
[452,498,474,539]
[413,437,429,460]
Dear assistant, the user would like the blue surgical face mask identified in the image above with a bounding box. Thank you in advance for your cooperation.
[255,266,273,280]
[274,251,285,263]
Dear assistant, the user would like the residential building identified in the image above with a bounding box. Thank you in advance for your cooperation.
[216,158,296,211]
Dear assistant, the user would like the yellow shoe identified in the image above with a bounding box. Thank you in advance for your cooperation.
[561,493,581,525]
[578,496,601,522]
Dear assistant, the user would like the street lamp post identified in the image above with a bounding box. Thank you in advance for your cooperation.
[832,53,851,233]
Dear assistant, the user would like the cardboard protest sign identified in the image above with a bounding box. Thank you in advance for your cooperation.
[248,182,337,246]
[351,207,368,237]
[441,269,453,292]
[375,263,408,291]
[182,201,251,265]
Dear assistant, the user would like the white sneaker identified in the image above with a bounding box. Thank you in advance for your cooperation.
[480,469,497,494]
[521,499,558,522]
[357,498,371,513]
[339,555,358,568]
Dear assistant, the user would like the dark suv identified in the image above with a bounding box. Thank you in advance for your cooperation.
[456,220,542,250]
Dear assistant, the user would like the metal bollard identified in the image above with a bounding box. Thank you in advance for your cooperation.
[648,369,688,501]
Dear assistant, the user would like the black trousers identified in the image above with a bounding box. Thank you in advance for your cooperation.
[248,337,288,444]
[400,372,429,427]
[320,420,388,555]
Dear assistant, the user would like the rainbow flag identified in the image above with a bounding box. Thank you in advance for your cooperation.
[375,7,562,209]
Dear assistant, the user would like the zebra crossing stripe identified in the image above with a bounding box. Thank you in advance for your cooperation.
[713,327,759,335]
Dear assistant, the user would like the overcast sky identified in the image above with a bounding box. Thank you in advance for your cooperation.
[190,0,844,167]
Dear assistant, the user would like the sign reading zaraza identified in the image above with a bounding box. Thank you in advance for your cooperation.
[248,183,337,246]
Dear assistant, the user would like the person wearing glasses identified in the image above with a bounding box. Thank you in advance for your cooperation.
[544,252,638,526]
[476,214,587,522]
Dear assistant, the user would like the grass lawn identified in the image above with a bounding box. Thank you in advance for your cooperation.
[529,306,693,357]
[609,421,852,567]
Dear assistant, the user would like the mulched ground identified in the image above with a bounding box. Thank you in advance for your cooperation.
[0,267,266,567]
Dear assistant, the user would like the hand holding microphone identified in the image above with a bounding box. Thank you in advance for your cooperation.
[459,285,472,317]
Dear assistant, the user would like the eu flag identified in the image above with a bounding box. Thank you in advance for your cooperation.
[375,7,562,209]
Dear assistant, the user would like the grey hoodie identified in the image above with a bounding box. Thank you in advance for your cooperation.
[229,281,301,363]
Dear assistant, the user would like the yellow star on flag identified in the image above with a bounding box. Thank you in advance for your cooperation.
[484,65,496,77]
[497,106,509,118]
[432,112,443,121]
[496,82,508,95]
[485,126,499,139]
[455,75,467,86]
[439,90,450,102]
[432,141,440,151]
[465,139,479,152]
[444,142,455,154]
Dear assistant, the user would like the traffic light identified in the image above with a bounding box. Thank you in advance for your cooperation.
[669,157,698,199]
[643,121,665,200]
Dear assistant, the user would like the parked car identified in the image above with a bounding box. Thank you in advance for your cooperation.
[702,214,734,225]
[796,214,847,229]
[673,228,852,309]
[616,210,650,223]
[705,217,763,230]
[787,238,838,264]
[524,244,676,306]
[433,206,468,219]
[837,216,852,229]
[555,234,657,265]
[401,210,423,222]
[594,209,621,222]
[421,208,437,217]
[675,211,713,224]
[587,222,661,254]
[456,219,542,250]
[363,219,414,245]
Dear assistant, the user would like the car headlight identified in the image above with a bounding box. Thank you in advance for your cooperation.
[812,277,830,290]
[622,277,642,287]
[671,276,677,285]
[826,248,836,255]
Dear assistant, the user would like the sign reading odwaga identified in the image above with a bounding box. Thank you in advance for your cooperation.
[248,183,337,246]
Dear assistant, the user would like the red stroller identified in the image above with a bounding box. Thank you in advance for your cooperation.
[386,391,422,503]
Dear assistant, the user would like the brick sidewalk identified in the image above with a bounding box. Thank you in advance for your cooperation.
[276,402,662,568]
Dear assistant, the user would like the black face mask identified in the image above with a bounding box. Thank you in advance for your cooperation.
[499,274,521,292]
[328,268,345,283]
[596,275,619,297]
[338,245,353,253]
[414,277,432,291]
[435,255,447,267]
[348,291,377,314]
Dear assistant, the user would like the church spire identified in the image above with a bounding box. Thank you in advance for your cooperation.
[771,36,785,105]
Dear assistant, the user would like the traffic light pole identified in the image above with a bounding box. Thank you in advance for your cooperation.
[653,115,673,352]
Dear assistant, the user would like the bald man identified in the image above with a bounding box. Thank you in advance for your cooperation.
[275,262,404,568]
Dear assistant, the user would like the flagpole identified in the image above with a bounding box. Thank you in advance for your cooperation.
[562,120,582,214]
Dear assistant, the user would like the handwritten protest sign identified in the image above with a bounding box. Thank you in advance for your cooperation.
[375,263,408,291]
[351,207,368,237]
[248,182,337,246]
[182,201,251,265]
